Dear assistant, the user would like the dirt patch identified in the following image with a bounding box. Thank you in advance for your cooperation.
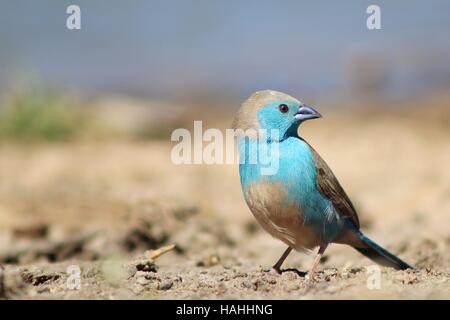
[0,108,449,299]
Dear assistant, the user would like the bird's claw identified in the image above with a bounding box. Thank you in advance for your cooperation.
[270,266,282,275]
[305,272,316,282]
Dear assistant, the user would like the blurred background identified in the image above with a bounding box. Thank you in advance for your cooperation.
[0,0,449,299]
[2,0,450,100]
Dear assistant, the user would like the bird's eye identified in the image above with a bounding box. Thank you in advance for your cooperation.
[278,104,289,113]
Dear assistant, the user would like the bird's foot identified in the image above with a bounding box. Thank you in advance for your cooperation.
[270,266,283,276]
[305,272,315,281]
[305,244,328,282]
[269,267,308,278]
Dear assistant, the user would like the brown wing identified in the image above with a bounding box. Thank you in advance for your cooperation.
[304,140,360,229]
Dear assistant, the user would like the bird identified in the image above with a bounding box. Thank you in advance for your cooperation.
[233,90,412,279]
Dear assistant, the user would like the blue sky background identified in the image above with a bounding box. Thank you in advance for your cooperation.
[1,0,449,102]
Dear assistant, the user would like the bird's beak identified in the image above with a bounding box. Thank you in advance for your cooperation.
[294,105,321,122]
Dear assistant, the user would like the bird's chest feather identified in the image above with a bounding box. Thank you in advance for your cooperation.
[239,137,319,208]
[238,137,342,248]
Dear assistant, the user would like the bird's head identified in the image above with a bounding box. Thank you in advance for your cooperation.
[232,90,321,141]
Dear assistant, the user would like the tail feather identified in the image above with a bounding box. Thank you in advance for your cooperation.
[345,221,413,270]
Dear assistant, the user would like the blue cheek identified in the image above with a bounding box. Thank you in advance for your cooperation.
[257,105,296,139]
[257,108,276,130]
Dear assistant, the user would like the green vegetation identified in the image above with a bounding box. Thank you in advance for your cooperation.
[0,90,86,142]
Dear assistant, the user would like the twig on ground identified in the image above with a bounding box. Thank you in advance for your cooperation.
[145,244,176,261]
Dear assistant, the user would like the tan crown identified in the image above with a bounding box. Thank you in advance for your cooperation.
[232,90,300,131]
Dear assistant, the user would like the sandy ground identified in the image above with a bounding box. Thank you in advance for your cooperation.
[0,106,449,299]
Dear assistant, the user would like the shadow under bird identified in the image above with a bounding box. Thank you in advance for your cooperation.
[233,90,412,278]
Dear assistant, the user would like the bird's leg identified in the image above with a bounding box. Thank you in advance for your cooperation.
[272,246,293,274]
[306,244,328,280]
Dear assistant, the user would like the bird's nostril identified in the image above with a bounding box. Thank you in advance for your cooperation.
[299,106,312,115]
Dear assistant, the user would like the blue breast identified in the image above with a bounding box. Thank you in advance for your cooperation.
[238,136,343,243]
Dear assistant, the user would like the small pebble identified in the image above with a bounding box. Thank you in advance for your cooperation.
[158,280,173,290]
